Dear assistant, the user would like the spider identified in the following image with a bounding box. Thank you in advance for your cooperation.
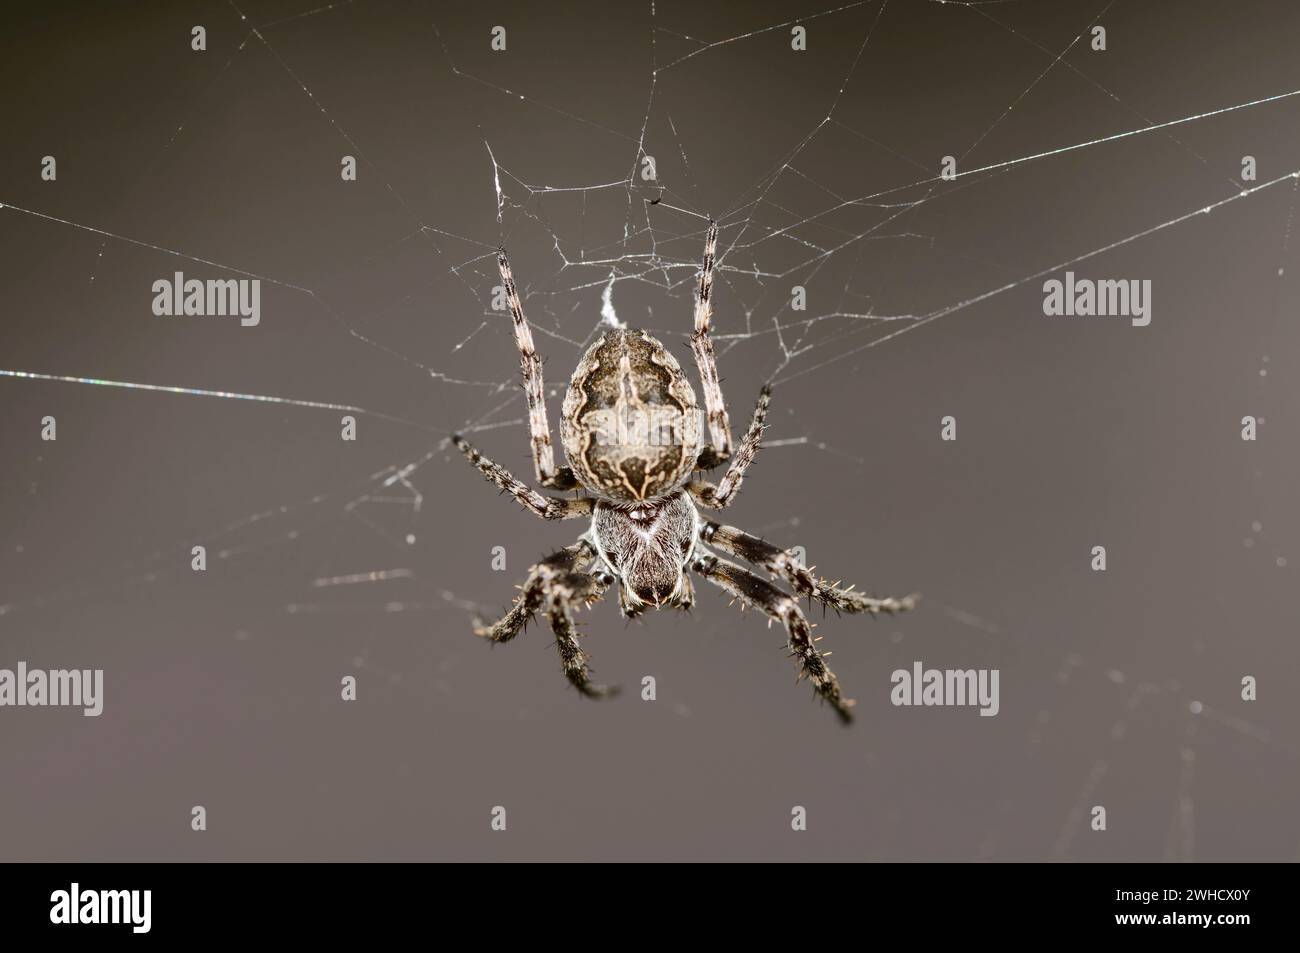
[452,221,917,722]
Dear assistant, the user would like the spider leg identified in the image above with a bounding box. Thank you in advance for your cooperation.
[474,539,600,643]
[547,576,618,699]
[688,384,770,510]
[497,247,579,490]
[699,522,918,616]
[452,434,593,521]
[474,540,617,698]
[690,219,734,462]
[691,549,855,724]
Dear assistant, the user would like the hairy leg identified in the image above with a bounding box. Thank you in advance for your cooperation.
[692,550,854,723]
[453,434,593,521]
[690,220,734,458]
[688,384,770,509]
[474,539,598,643]
[547,578,618,698]
[700,522,918,615]
[496,247,579,490]
[473,540,616,698]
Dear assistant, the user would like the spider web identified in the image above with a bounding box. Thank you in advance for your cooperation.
[1,0,1297,860]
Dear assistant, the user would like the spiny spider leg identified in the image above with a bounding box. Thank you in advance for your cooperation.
[452,434,594,521]
[474,540,617,698]
[496,247,579,490]
[474,539,603,643]
[691,550,855,724]
[690,219,734,464]
[688,384,770,510]
[547,575,618,698]
[700,522,918,616]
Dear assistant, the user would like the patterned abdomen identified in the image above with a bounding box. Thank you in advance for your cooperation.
[561,328,701,502]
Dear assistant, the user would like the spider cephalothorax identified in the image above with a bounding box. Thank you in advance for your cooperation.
[452,221,917,723]
[591,490,698,610]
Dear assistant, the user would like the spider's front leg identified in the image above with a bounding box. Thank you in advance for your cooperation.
[474,539,604,643]
[547,579,618,698]
[473,538,618,699]
[700,522,918,616]
[691,550,855,723]
[452,434,594,521]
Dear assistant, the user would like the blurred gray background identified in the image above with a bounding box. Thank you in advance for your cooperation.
[1,0,1297,861]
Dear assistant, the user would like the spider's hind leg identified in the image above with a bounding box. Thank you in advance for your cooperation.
[700,521,918,616]
[690,220,735,458]
[495,246,580,491]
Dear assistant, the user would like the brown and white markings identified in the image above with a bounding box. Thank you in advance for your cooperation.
[453,220,918,723]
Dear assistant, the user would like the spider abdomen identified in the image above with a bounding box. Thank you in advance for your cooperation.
[561,328,702,502]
